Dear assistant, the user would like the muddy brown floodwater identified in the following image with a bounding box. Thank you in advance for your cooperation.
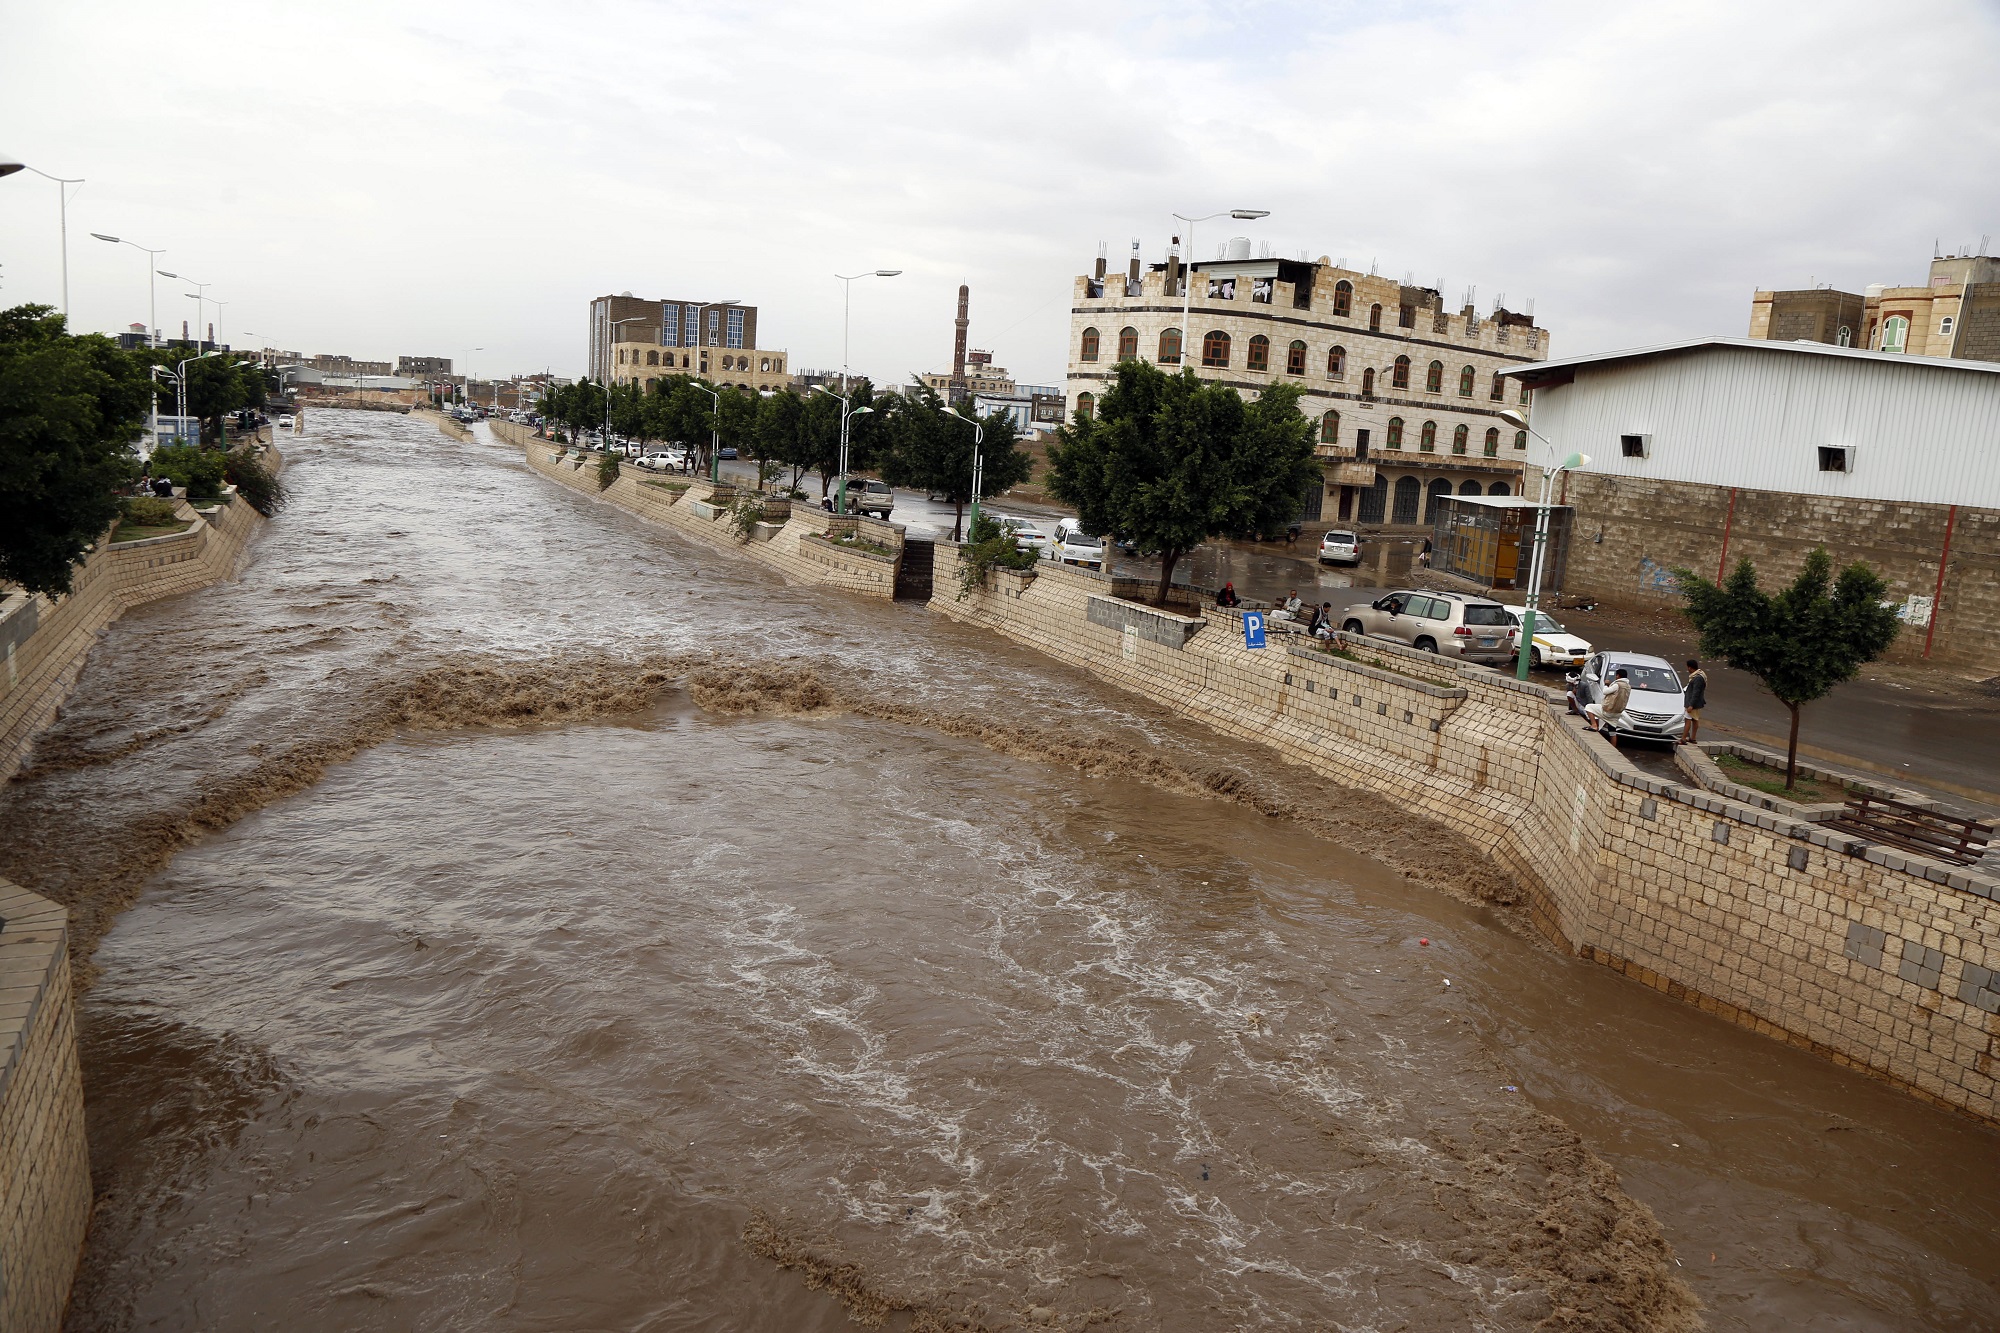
[4,410,1996,1331]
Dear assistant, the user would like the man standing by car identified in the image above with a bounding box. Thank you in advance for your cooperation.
[1587,668,1632,742]
[1681,660,1708,744]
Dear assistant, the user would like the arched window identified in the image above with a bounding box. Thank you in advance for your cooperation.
[1940,315,1956,337]
[1361,367,1376,396]
[1247,334,1270,371]
[1458,365,1475,397]
[1880,315,1909,353]
[1452,424,1469,454]
[1392,355,1411,389]
[1320,409,1340,444]
[1483,427,1500,456]
[1425,478,1453,520]
[1080,327,1100,361]
[1420,420,1437,452]
[616,349,626,364]
[1368,303,1383,331]
[1489,372,1504,401]
[1386,417,1404,449]
[1202,330,1231,367]
[1489,481,1510,496]
[646,350,660,366]
[1359,474,1388,522]
[1286,340,1307,376]
[1836,325,1852,347]
[1459,480,1483,495]
[1327,345,1346,377]
[1392,476,1421,524]
[1076,391,1095,420]
[1425,360,1443,393]
[1118,326,1139,359]
[1159,327,1183,364]
[1333,280,1353,318]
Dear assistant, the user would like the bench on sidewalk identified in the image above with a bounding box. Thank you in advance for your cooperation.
[1825,793,1993,867]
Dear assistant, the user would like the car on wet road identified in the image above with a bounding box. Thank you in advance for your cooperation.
[1339,590,1517,664]
[1501,605,1592,670]
[1318,529,1361,565]
[1049,517,1104,568]
[1568,651,1687,745]
[992,514,1051,554]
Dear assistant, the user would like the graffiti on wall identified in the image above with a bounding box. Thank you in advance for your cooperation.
[1637,557,1682,594]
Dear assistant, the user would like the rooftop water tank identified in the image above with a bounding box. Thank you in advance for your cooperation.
[1224,236,1252,262]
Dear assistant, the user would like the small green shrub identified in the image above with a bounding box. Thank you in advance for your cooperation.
[225,448,288,516]
[119,496,179,527]
[596,453,621,489]
[728,491,765,539]
[149,443,229,499]
[955,513,1039,598]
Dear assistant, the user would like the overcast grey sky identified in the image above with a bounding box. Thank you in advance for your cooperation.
[4,1,1997,387]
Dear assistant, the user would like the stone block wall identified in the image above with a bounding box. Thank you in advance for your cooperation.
[929,548,2000,1123]
[0,879,90,1333]
[498,421,902,600]
[1561,471,1999,675]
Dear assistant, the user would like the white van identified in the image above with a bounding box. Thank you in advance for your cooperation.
[1050,517,1105,568]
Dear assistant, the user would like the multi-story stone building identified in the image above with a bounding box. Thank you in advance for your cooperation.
[309,352,392,376]
[397,355,453,377]
[588,292,789,393]
[1749,249,2000,363]
[1066,240,1551,526]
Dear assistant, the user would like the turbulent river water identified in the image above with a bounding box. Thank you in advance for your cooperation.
[5,410,1997,1331]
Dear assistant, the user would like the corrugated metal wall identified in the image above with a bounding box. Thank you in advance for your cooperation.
[1530,347,2000,509]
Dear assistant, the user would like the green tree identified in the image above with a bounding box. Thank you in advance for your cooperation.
[714,386,758,476]
[607,381,649,444]
[1672,549,1902,788]
[881,386,1031,540]
[1046,361,1320,606]
[756,388,810,493]
[0,305,152,595]
[147,442,229,499]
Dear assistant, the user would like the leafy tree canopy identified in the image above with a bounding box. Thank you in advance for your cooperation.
[1672,548,1902,787]
[0,304,152,595]
[881,385,1030,540]
[1045,361,1319,604]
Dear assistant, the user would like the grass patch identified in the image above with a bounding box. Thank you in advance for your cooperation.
[829,531,897,558]
[643,479,692,492]
[1714,752,1853,803]
[112,520,193,543]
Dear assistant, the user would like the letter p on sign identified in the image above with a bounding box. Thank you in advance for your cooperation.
[1243,612,1266,650]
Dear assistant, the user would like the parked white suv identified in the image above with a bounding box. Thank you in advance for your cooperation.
[1338,590,1517,664]
[1318,529,1361,565]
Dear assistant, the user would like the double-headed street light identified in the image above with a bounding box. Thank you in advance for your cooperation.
[812,383,876,512]
[156,350,223,446]
[91,232,166,346]
[1171,208,1268,371]
[160,272,211,345]
[937,409,985,542]
[1499,407,1589,682]
[1,153,85,319]
[829,270,899,512]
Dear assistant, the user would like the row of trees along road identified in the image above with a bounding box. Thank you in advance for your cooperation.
[1,303,279,597]
[540,374,1032,540]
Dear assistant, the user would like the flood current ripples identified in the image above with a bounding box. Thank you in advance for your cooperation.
[3,410,1996,1331]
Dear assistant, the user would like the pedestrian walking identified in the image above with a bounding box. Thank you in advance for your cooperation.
[1417,536,1433,568]
[1681,659,1708,744]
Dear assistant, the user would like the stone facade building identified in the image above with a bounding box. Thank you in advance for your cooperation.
[1750,250,2000,364]
[1066,242,1552,526]
[588,292,787,393]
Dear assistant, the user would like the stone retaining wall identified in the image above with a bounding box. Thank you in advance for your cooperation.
[930,549,2000,1123]
[497,420,902,599]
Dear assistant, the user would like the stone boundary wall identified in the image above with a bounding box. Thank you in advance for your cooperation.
[1561,471,1999,677]
[416,407,472,441]
[0,877,89,1333]
[495,420,902,599]
[929,548,2000,1123]
[1,486,270,784]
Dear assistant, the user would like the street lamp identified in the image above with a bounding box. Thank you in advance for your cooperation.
[91,232,166,346]
[160,273,212,345]
[936,408,985,542]
[157,350,223,446]
[812,383,876,511]
[1,156,85,319]
[1499,407,1589,682]
[1171,208,1267,373]
[829,270,899,512]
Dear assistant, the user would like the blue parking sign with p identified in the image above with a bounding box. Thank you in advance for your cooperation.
[1243,611,1266,649]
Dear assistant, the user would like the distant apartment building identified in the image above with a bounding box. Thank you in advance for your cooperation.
[398,355,453,377]
[1749,248,2000,363]
[920,349,1018,403]
[588,292,788,393]
[310,352,392,376]
[1067,237,1551,524]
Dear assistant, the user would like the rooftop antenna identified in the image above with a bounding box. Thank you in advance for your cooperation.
[1403,269,1415,286]
[1494,292,1507,311]
[1368,258,1378,276]
[1981,234,1991,255]
[1335,256,1346,270]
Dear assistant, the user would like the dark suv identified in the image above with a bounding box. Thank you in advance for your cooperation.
[1339,590,1517,664]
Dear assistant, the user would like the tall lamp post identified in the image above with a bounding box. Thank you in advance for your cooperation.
[937,408,985,542]
[159,272,211,344]
[1499,407,1588,682]
[829,270,900,512]
[0,155,85,319]
[1171,208,1267,372]
[158,350,222,446]
[90,232,166,346]
[811,384,875,512]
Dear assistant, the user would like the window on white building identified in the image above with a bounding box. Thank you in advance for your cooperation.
[1880,315,1909,353]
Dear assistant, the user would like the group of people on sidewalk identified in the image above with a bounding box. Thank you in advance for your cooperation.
[1584,659,1708,745]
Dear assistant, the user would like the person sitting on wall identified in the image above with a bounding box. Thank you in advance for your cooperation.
[1586,668,1632,744]
[1311,602,1336,639]
[1216,582,1241,608]
[1278,590,1303,621]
